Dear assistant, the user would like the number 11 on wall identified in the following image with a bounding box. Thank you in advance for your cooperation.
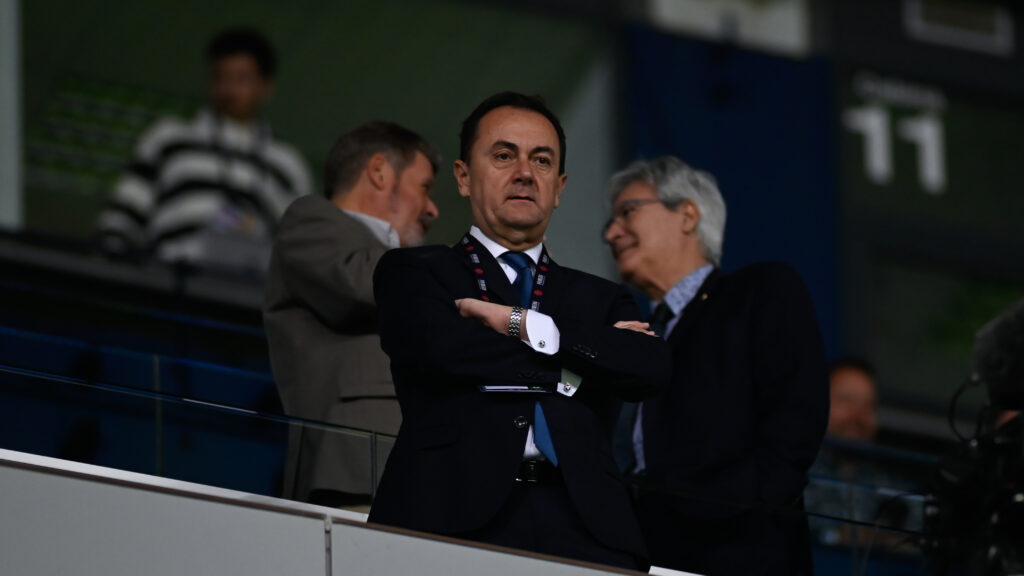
[843,105,947,195]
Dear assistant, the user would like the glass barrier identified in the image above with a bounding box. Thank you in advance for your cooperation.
[805,436,938,537]
[1,328,975,574]
[0,325,277,411]
[0,250,270,373]
[809,513,930,576]
[621,471,935,575]
[0,363,393,503]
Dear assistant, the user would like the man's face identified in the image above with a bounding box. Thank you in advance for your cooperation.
[209,53,271,122]
[604,181,690,286]
[827,368,878,442]
[454,106,566,247]
[388,151,438,247]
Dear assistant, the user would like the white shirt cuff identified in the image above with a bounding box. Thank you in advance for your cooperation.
[522,310,559,355]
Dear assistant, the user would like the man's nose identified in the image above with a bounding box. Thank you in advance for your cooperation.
[512,157,534,184]
[603,219,623,244]
[424,198,439,221]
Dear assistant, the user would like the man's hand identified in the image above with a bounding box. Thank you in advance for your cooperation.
[455,298,529,341]
[614,320,656,336]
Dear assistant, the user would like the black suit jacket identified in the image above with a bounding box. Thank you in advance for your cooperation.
[640,263,829,575]
[368,236,670,561]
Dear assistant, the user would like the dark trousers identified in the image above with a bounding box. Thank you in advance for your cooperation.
[458,481,645,572]
[636,494,813,576]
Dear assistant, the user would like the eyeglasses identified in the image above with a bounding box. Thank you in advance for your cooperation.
[603,198,664,235]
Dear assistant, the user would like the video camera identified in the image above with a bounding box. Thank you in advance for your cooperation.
[923,298,1024,576]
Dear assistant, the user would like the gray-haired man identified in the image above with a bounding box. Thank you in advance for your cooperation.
[605,156,829,576]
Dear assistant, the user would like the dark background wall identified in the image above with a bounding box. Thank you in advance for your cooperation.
[624,25,840,357]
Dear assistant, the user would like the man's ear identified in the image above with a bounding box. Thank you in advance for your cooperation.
[553,173,567,208]
[367,153,394,191]
[680,200,701,235]
[453,160,471,199]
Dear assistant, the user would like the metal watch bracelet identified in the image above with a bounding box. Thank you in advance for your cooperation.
[508,306,524,339]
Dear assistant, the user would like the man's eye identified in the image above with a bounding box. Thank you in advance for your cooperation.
[495,152,512,161]
[535,157,551,165]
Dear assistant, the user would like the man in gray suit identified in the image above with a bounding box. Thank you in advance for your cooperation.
[264,121,440,508]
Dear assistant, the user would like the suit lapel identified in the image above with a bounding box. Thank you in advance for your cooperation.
[536,252,566,315]
[667,268,720,343]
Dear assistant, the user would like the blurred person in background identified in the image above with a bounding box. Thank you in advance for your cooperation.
[826,357,878,442]
[264,121,439,510]
[96,28,311,271]
[808,358,918,546]
[605,156,829,576]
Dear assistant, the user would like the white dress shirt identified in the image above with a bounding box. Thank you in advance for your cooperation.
[468,226,560,355]
[469,226,564,460]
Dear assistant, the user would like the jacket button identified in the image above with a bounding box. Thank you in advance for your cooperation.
[513,416,528,430]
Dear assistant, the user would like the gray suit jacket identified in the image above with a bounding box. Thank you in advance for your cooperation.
[264,194,399,499]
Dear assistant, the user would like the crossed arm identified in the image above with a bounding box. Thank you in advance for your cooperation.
[374,249,668,399]
[455,297,656,341]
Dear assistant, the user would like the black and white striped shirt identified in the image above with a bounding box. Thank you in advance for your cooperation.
[97,109,311,263]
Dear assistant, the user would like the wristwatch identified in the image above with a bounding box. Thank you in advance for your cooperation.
[507,306,524,339]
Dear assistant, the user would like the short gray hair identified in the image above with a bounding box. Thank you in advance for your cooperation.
[608,156,727,266]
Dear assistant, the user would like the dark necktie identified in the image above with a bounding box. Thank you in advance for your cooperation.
[615,301,675,473]
[649,301,675,338]
[499,251,558,465]
[499,251,534,307]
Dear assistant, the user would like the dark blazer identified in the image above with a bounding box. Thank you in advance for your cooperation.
[264,195,400,499]
[368,235,670,562]
[639,263,829,576]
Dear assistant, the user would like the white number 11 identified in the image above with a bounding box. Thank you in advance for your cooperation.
[843,105,947,195]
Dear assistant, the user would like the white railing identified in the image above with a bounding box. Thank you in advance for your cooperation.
[0,448,640,576]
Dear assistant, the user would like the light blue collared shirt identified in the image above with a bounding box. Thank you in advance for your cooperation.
[632,263,715,473]
[657,264,714,339]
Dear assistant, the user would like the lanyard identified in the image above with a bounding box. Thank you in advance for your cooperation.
[459,234,551,312]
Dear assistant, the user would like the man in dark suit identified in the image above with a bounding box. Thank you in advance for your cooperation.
[604,156,829,575]
[264,122,440,509]
[368,92,670,571]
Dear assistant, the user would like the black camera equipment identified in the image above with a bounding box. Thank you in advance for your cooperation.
[922,298,1024,576]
